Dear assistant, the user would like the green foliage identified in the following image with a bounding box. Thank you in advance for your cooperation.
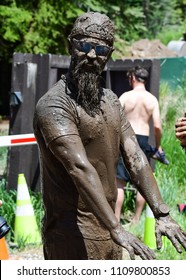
[143,0,182,38]
[155,82,186,203]
[76,0,108,13]
[0,0,84,60]
[0,0,186,61]
[156,27,183,46]
[23,1,83,55]
[122,189,135,213]
[165,106,177,126]
[156,100,186,258]
[112,36,130,60]
[0,5,32,42]
[117,6,147,42]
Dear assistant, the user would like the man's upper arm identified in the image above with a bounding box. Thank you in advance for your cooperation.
[119,92,127,107]
[49,133,89,173]
[36,95,79,147]
[152,98,161,129]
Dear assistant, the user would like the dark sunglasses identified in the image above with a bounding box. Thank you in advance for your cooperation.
[73,39,112,56]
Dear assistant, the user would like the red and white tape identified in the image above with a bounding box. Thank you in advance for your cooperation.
[0,133,37,147]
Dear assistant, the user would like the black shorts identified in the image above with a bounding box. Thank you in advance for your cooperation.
[116,135,152,183]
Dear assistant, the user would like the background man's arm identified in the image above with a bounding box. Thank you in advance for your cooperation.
[152,98,163,151]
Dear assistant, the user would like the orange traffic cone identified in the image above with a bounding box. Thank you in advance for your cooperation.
[14,174,41,244]
[0,237,9,260]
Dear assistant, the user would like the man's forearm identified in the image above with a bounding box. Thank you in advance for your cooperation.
[154,127,162,149]
[127,150,169,218]
[72,164,119,231]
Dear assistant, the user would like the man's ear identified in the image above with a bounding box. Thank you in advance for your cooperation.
[67,39,72,55]
[132,75,136,83]
[105,47,114,62]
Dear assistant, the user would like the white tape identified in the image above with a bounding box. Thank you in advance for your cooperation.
[15,204,34,216]
[146,204,154,218]
[17,184,30,200]
[0,133,37,147]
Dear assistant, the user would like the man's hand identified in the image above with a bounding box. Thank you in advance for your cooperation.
[175,114,186,147]
[110,224,155,260]
[155,215,186,253]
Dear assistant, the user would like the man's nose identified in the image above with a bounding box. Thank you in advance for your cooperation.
[86,48,96,58]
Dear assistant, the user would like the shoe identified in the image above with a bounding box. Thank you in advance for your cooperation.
[177,204,186,213]
[152,149,169,165]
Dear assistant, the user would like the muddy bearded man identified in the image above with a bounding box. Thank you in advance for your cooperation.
[33,12,186,260]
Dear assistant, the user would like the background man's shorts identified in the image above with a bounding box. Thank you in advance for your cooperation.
[116,134,152,185]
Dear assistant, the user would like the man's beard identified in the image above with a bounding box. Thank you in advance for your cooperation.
[72,59,103,117]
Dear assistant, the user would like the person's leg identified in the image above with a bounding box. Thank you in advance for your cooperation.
[115,156,131,222]
[115,179,125,222]
[132,191,146,224]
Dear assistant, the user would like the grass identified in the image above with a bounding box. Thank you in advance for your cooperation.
[0,80,186,258]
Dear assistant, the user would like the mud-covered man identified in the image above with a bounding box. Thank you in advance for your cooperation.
[34,12,186,260]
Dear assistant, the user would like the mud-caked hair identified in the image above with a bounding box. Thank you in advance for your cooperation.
[68,12,115,46]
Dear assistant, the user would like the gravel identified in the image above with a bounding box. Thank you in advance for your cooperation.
[9,245,44,260]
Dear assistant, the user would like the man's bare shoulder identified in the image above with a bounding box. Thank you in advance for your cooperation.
[119,90,133,101]
[145,91,159,105]
[119,89,158,101]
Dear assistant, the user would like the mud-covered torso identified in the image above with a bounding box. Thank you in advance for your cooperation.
[34,76,129,240]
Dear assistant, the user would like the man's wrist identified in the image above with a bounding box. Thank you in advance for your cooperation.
[154,203,170,218]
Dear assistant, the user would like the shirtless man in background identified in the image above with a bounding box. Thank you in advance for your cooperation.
[115,66,169,224]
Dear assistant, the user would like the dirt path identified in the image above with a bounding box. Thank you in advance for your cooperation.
[8,245,44,260]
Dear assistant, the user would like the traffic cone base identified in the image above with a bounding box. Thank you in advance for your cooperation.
[14,215,41,244]
[0,237,9,260]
